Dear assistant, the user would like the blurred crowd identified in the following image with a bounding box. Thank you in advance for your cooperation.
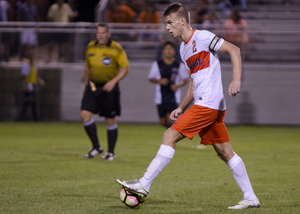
[0,0,252,62]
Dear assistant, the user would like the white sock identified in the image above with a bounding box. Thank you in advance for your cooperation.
[139,144,175,191]
[227,153,257,201]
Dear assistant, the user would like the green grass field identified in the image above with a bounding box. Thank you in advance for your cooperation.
[0,122,299,214]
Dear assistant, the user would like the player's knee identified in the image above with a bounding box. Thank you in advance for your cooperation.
[162,128,177,148]
[217,150,233,162]
[105,118,116,126]
[80,110,92,122]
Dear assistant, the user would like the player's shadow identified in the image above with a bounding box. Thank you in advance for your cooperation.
[236,91,256,124]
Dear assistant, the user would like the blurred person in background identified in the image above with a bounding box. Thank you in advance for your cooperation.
[106,0,135,23]
[18,49,45,121]
[156,29,181,62]
[193,0,209,25]
[17,0,39,61]
[218,0,233,16]
[106,0,136,41]
[0,0,10,22]
[0,0,12,62]
[202,11,220,31]
[80,23,129,161]
[67,0,79,22]
[138,3,160,45]
[47,0,78,62]
[148,41,188,128]
[223,9,249,48]
[130,0,145,20]
[230,0,247,11]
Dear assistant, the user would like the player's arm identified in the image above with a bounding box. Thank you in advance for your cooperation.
[38,77,45,87]
[148,61,168,85]
[84,66,90,86]
[149,78,169,85]
[103,67,129,92]
[218,40,242,97]
[82,66,90,94]
[178,74,193,112]
[170,79,188,92]
[170,72,193,120]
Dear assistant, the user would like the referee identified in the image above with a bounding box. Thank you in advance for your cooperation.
[80,23,129,161]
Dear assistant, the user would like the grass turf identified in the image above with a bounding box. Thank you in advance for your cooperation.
[0,122,299,214]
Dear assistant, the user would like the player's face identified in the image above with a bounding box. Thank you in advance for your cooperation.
[162,44,175,58]
[96,26,111,46]
[164,13,184,38]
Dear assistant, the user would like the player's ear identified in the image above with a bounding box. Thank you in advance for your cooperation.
[180,17,185,26]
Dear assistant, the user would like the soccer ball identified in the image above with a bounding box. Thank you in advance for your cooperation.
[119,187,145,208]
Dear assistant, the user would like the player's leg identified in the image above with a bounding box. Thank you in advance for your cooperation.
[80,85,103,158]
[157,104,168,127]
[80,110,103,158]
[100,84,120,160]
[165,102,178,128]
[102,117,117,161]
[30,92,38,121]
[213,142,260,209]
[165,113,173,128]
[200,109,259,209]
[159,117,167,127]
[117,128,184,197]
[117,105,204,197]
[18,92,30,121]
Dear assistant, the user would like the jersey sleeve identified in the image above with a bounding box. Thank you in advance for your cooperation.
[200,30,224,52]
[116,48,129,68]
[148,61,160,79]
[21,62,30,76]
[85,49,90,68]
[178,63,189,80]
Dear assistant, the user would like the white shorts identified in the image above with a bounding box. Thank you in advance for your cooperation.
[20,30,37,45]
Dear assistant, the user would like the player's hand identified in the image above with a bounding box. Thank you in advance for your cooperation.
[228,79,241,97]
[103,81,116,92]
[38,78,45,87]
[170,107,183,121]
[170,84,179,92]
[159,78,169,86]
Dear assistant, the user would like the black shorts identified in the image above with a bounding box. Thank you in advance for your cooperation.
[81,83,121,118]
[157,102,178,118]
[23,91,36,103]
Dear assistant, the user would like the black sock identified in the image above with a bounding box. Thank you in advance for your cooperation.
[84,122,100,149]
[107,127,118,154]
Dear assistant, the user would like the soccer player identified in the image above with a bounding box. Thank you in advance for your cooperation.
[117,3,260,209]
[18,49,45,121]
[148,41,188,128]
[81,23,129,161]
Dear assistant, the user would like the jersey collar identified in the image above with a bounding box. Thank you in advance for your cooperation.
[184,29,197,45]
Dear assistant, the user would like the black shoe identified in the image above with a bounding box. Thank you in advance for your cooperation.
[102,152,116,161]
[84,147,103,158]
